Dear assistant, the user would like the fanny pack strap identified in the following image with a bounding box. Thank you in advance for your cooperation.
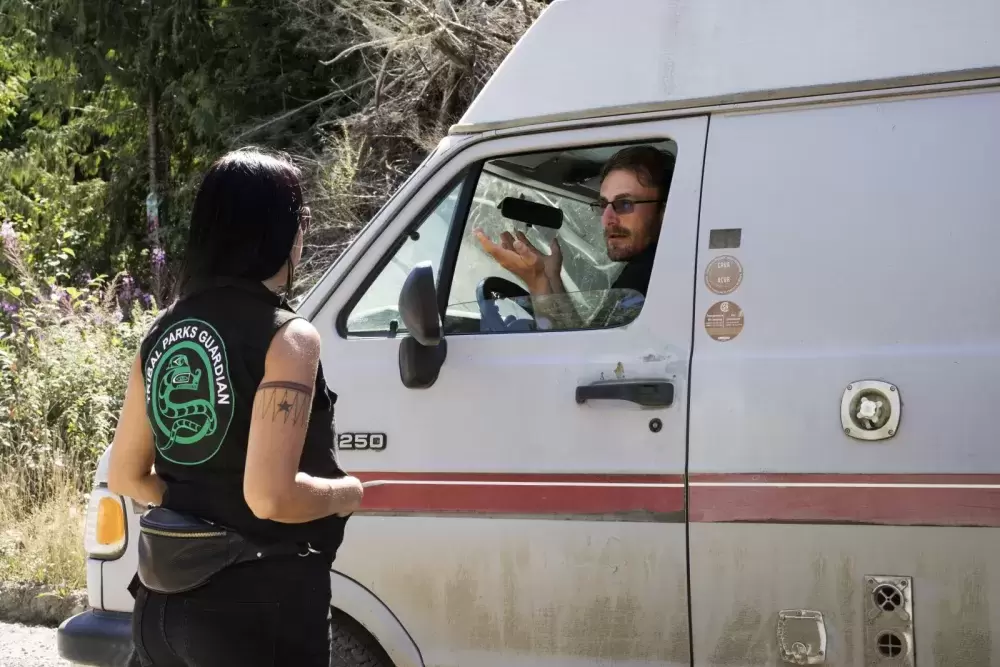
[129,542,318,600]
[234,541,317,563]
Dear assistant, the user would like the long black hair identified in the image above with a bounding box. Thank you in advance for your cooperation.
[177,147,304,295]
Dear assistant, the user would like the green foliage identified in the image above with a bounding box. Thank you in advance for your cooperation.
[1,0,340,294]
[0,32,139,284]
[0,236,156,502]
[0,304,148,470]
[1,0,545,297]
[0,276,144,588]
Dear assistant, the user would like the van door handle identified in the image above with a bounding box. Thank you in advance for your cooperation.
[575,379,674,407]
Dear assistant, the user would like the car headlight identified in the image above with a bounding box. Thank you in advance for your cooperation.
[83,486,127,560]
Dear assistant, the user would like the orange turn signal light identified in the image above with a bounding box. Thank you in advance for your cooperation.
[95,496,126,546]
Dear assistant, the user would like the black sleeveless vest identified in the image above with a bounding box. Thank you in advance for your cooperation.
[138,277,348,556]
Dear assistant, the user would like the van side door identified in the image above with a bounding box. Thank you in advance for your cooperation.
[307,116,707,666]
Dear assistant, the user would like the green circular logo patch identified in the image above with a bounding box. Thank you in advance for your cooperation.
[143,318,233,465]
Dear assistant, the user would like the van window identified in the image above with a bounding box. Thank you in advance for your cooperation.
[345,180,462,335]
[343,141,675,337]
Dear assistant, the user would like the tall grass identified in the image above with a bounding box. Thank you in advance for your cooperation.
[0,232,155,587]
[0,460,89,589]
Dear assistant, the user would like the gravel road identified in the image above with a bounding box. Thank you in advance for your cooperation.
[0,623,71,667]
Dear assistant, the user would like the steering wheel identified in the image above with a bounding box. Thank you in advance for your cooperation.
[475,277,535,333]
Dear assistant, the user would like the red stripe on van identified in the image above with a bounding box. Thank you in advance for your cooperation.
[692,473,1000,485]
[352,472,1000,526]
[354,472,686,519]
[689,473,1000,527]
[357,471,685,484]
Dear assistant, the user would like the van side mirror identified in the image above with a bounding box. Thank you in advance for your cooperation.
[399,262,441,346]
[397,262,447,389]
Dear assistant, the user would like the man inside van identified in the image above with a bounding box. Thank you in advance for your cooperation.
[474,145,674,329]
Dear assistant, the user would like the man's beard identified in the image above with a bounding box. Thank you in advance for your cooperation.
[605,225,633,261]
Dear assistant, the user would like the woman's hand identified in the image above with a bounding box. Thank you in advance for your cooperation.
[332,476,364,517]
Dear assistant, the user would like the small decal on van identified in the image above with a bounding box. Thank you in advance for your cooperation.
[705,301,744,341]
[705,255,743,295]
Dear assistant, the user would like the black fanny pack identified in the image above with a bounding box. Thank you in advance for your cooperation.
[136,507,309,594]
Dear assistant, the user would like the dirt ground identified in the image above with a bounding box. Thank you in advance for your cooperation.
[0,622,72,667]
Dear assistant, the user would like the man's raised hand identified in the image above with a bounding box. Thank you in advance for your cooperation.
[474,228,558,295]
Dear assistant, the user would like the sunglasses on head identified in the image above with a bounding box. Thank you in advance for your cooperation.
[588,198,664,215]
[299,206,312,235]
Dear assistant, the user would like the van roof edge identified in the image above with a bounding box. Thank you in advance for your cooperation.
[455,0,1000,133]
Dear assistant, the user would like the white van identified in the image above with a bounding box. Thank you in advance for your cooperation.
[59,0,1000,664]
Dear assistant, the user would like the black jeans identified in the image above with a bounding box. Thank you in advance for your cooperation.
[127,551,332,667]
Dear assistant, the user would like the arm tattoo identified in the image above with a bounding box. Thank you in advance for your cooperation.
[258,381,312,394]
[255,381,312,426]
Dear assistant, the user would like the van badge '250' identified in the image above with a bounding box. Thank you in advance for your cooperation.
[337,433,387,451]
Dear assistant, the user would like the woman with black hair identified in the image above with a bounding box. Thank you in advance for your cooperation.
[108,147,363,666]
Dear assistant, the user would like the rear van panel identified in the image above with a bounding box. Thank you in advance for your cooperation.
[688,87,1000,664]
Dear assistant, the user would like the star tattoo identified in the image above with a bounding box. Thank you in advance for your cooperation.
[254,381,312,426]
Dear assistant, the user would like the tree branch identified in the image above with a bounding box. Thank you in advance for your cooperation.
[319,36,395,66]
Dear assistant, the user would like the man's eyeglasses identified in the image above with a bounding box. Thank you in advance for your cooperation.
[588,198,664,215]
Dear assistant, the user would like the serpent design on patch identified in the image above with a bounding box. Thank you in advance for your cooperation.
[144,318,234,465]
[156,353,217,449]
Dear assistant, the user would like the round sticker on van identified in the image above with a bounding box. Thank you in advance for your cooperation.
[704,255,743,295]
[705,301,744,342]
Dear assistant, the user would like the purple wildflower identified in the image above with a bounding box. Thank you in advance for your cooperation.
[50,287,71,307]
[151,247,166,269]
[140,293,154,308]
[1,301,17,316]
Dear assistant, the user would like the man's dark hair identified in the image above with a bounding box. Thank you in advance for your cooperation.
[178,147,304,294]
[599,145,676,200]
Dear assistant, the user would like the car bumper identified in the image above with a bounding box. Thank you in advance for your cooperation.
[57,609,133,667]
